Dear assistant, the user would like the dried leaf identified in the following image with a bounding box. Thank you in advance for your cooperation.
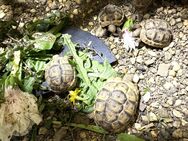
[0,87,42,140]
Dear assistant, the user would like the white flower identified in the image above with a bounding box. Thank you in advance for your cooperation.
[122,29,139,52]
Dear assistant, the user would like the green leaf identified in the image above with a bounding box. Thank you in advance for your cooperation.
[62,34,92,86]
[26,59,46,73]
[61,34,119,110]
[23,77,36,93]
[84,57,92,69]
[88,59,117,80]
[32,32,56,52]
[122,18,134,31]
[117,133,145,141]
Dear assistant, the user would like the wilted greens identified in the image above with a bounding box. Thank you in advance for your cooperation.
[0,31,58,102]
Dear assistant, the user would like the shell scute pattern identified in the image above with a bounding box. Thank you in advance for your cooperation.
[99,4,124,27]
[140,19,173,48]
[45,55,76,93]
[93,77,139,133]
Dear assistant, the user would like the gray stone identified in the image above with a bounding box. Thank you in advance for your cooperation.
[145,58,156,66]
[163,82,174,90]
[157,63,170,77]
[173,109,183,118]
[136,56,143,63]
[170,18,176,26]
[176,17,182,23]
[73,9,79,15]
[166,98,174,106]
[133,74,140,83]
[172,62,181,71]
[149,112,158,122]
[169,70,176,77]
[164,52,172,61]
[130,57,136,64]
[148,50,157,56]
[139,102,147,112]
[142,92,151,103]
[0,11,5,19]
[158,108,169,118]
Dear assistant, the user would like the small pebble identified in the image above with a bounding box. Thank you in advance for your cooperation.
[134,123,142,130]
[172,62,181,71]
[164,52,172,60]
[173,109,183,118]
[0,12,5,19]
[170,18,176,26]
[136,56,143,64]
[157,63,170,77]
[73,9,79,15]
[145,59,155,66]
[173,121,181,128]
[130,58,136,64]
[167,98,174,106]
[88,22,94,26]
[148,50,157,56]
[163,82,174,90]
[149,112,158,122]
[142,92,151,103]
[133,74,140,83]
[169,70,176,77]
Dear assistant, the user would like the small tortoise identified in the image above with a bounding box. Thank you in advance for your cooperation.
[95,4,125,37]
[45,55,76,93]
[133,19,173,48]
[92,77,139,133]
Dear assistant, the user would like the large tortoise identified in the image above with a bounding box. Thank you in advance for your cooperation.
[133,19,173,48]
[92,77,139,133]
[45,55,76,93]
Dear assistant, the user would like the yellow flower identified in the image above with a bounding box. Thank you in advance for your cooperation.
[69,88,81,105]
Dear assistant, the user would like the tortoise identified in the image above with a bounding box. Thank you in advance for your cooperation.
[92,76,139,133]
[45,55,76,93]
[132,19,173,48]
[95,4,125,37]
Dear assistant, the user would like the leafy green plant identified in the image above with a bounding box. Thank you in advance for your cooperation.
[60,34,119,112]
[122,18,134,31]
[0,30,62,102]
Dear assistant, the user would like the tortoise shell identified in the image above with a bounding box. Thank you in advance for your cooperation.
[93,77,139,133]
[45,55,76,93]
[98,4,125,28]
[140,19,173,48]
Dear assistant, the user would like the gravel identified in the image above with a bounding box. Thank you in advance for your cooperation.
[1,0,188,140]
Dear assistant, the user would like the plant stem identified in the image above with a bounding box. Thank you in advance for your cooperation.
[62,34,91,86]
